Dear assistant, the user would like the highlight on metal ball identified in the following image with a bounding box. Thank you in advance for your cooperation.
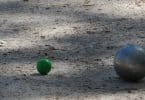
[114,44,145,82]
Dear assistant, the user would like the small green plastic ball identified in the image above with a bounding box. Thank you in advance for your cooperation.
[37,59,52,75]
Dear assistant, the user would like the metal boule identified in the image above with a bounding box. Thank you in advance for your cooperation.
[114,44,145,82]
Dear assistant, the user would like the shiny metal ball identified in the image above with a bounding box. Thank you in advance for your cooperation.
[114,44,145,81]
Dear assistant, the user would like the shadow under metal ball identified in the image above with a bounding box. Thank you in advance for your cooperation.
[114,44,145,82]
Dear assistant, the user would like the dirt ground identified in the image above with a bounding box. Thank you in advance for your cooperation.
[1,0,145,100]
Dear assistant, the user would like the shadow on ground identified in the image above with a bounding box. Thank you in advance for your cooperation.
[1,67,145,97]
[0,27,145,97]
[1,0,145,98]
[0,67,145,98]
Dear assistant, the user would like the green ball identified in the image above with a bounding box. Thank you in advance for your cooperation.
[37,59,52,75]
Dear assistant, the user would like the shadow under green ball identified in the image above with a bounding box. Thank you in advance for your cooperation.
[37,59,52,75]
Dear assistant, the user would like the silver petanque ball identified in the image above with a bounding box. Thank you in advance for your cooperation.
[114,44,145,82]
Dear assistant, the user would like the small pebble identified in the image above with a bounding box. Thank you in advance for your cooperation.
[0,40,6,47]
[40,36,45,39]
[127,90,132,93]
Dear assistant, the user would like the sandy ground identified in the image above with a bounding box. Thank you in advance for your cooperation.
[1,0,145,100]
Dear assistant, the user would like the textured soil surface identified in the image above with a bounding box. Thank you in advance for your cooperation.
[1,0,145,100]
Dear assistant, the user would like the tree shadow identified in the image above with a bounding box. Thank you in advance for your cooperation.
[0,0,37,13]
[0,0,145,40]
[1,27,145,98]
[1,67,145,98]
[1,0,145,98]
